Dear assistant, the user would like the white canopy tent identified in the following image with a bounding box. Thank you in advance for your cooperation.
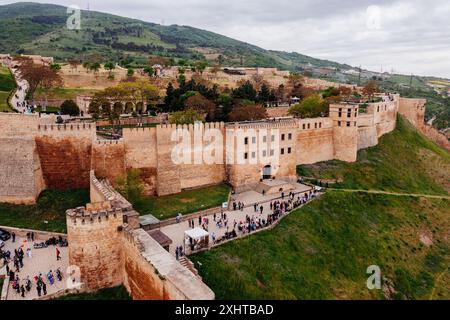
[184,227,209,240]
[184,227,209,253]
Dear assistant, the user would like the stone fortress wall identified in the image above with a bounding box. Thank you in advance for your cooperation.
[0,93,430,204]
[66,171,214,299]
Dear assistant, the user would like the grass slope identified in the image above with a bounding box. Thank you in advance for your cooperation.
[192,116,450,300]
[0,189,89,233]
[56,285,131,300]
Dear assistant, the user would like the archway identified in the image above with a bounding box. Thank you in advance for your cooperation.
[262,165,272,180]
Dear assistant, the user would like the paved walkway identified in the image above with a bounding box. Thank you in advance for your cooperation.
[327,188,450,199]
[0,236,68,300]
[161,183,313,257]
[9,66,29,113]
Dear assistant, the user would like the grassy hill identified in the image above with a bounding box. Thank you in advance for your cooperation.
[0,65,15,112]
[192,116,450,300]
[0,2,352,71]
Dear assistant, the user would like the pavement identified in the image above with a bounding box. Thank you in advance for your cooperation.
[0,236,68,300]
[161,182,313,257]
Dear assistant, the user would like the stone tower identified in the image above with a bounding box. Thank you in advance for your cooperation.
[330,103,359,162]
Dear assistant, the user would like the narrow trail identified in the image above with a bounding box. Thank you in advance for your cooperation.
[326,188,450,200]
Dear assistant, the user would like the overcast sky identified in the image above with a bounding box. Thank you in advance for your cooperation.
[2,0,450,78]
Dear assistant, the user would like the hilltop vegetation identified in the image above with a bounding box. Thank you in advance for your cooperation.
[192,116,450,300]
[0,65,15,111]
[0,2,351,72]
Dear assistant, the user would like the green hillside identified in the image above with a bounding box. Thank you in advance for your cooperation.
[192,116,450,300]
[0,65,15,111]
[0,2,352,71]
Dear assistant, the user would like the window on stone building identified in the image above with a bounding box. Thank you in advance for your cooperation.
[252,152,256,159]
[244,152,248,160]
[319,123,322,128]
[281,134,285,141]
[288,147,292,154]
[288,133,292,140]
[281,148,285,155]
[354,122,357,127]
[377,106,380,112]
[302,124,306,130]
[262,150,267,157]
[314,123,317,129]
[347,121,351,127]
[263,135,267,143]
[244,137,249,145]
[307,123,310,129]
[252,136,256,144]
[338,121,341,127]
[270,149,274,156]
[339,108,342,117]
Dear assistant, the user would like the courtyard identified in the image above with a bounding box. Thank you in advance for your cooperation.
[0,233,68,300]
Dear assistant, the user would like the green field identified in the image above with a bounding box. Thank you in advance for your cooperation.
[132,184,230,220]
[0,65,15,112]
[192,115,450,300]
[56,285,131,300]
[0,189,89,233]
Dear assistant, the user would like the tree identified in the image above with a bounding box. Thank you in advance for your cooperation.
[194,61,208,74]
[127,68,134,77]
[228,100,267,122]
[258,83,271,106]
[184,93,217,122]
[104,62,116,78]
[143,66,155,77]
[115,79,159,113]
[19,61,62,99]
[169,108,204,125]
[50,63,61,72]
[60,100,80,116]
[90,62,101,74]
[232,81,257,101]
[164,82,175,107]
[363,80,379,100]
[68,59,81,73]
[288,94,328,118]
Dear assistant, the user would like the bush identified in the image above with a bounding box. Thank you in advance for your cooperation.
[60,99,80,116]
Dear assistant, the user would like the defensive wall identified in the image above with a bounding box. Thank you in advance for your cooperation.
[0,93,432,203]
[66,172,214,300]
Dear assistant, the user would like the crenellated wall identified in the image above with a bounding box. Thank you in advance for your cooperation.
[0,93,430,204]
[35,123,96,190]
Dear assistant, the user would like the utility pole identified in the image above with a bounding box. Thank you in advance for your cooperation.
[358,65,362,86]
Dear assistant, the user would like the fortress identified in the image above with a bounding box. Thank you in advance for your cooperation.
[0,94,428,205]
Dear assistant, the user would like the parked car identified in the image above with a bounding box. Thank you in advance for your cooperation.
[0,240,4,248]
[0,228,11,241]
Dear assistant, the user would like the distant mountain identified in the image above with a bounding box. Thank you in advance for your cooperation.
[0,2,353,72]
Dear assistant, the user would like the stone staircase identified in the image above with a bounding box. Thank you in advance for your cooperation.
[179,256,201,278]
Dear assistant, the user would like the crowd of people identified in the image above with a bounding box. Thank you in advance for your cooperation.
[175,188,319,254]
[0,232,67,299]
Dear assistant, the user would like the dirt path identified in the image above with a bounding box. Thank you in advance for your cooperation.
[327,188,450,200]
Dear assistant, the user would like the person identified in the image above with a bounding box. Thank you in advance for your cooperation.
[11,232,15,243]
[56,247,61,261]
[42,282,47,295]
[260,205,264,214]
[175,247,179,260]
[36,283,41,297]
[253,203,257,212]
[20,285,25,297]
[31,232,35,242]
